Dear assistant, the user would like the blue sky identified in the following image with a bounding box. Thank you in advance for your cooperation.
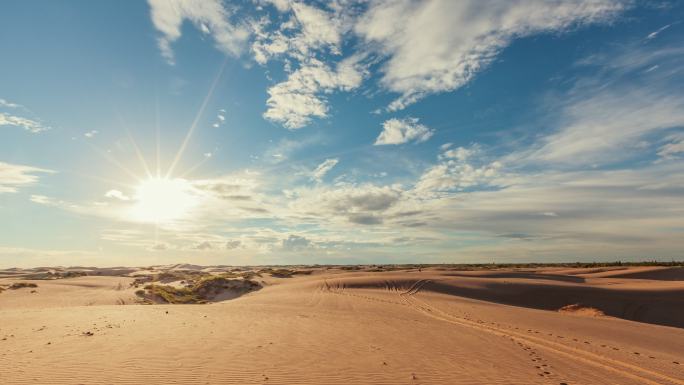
[1,0,683,267]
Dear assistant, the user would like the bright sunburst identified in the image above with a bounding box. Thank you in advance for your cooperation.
[129,178,198,224]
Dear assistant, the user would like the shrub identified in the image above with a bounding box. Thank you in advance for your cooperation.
[9,282,38,290]
[141,277,261,304]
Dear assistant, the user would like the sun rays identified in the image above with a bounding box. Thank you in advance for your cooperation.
[79,59,231,226]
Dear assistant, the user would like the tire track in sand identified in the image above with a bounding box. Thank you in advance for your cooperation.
[398,280,684,385]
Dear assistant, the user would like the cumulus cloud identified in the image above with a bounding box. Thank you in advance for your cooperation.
[251,0,352,64]
[193,241,214,250]
[0,162,52,193]
[415,145,503,194]
[288,183,403,225]
[282,234,312,250]
[251,1,366,129]
[251,22,290,65]
[374,117,434,145]
[147,0,249,64]
[288,1,345,56]
[355,0,625,110]
[263,56,366,129]
[105,189,130,201]
[225,240,241,249]
[310,158,338,182]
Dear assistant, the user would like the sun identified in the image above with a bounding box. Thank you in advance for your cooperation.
[129,177,198,224]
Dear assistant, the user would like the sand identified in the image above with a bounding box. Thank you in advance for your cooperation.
[0,265,683,384]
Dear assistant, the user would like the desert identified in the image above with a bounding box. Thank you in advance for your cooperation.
[3,1,684,384]
[1,263,683,384]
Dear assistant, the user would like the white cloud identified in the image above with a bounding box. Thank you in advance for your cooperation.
[147,0,249,64]
[422,162,684,257]
[225,240,242,249]
[646,23,671,40]
[415,145,503,194]
[287,183,403,225]
[263,56,365,129]
[251,2,366,129]
[374,117,433,145]
[289,1,344,56]
[310,158,338,182]
[282,234,312,251]
[251,1,353,65]
[442,146,475,162]
[250,17,291,65]
[211,109,227,128]
[658,134,684,159]
[528,88,684,165]
[0,112,49,133]
[105,189,130,201]
[0,162,52,193]
[355,0,625,110]
[84,130,98,138]
[0,98,21,108]
[29,194,54,205]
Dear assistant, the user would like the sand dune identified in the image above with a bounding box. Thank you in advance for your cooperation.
[1,265,683,384]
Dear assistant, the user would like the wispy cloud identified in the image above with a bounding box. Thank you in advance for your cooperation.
[147,0,249,64]
[0,98,22,109]
[310,158,338,182]
[0,162,52,193]
[355,0,626,111]
[646,23,672,40]
[0,113,50,133]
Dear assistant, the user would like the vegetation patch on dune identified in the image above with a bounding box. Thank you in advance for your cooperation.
[130,270,261,289]
[138,276,261,304]
[258,268,313,278]
[8,282,38,290]
[558,303,605,317]
[23,271,87,280]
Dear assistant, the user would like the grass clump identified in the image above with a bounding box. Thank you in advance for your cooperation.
[24,271,87,280]
[9,282,38,290]
[141,276,261,304]
[143,284,204,304]
[257,268,313,278]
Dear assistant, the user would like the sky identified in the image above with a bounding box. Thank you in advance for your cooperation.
[1,0,683,267]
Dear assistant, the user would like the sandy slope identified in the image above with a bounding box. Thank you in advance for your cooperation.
[1,267,683,384]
